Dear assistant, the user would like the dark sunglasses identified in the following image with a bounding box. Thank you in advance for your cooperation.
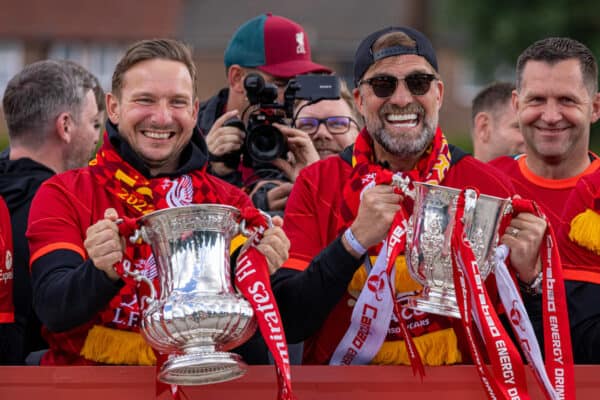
[294,116,358,135]
[359,73,437,97]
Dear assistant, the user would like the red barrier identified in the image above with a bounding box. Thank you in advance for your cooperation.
[0,365,597,399]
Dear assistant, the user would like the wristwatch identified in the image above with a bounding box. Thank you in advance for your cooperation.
[518,271,543,296]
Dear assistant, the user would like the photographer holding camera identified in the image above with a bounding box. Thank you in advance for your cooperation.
[197,13,331,214]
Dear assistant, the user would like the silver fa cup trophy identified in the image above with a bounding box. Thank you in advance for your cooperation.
[406,182,512,318]
[125,204,260,385]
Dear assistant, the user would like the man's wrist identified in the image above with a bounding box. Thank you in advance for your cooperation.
[342,228,367,259]
[209,161,234,177]
[517,271,543,296]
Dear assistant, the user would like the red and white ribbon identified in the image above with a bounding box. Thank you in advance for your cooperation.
[452,188,530,399]
[494,245,558,399]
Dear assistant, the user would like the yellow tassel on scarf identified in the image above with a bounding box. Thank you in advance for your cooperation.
[569,209,600,255]
[80,325,156,365]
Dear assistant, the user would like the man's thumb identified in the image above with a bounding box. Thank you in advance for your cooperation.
[104,208,119,221]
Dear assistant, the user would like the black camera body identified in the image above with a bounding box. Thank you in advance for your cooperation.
[245,105,288,164]
[238,73,341,165]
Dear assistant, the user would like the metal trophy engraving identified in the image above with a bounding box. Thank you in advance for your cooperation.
[406,182,512,318]
[126,204,261,385]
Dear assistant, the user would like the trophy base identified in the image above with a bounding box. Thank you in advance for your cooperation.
[159,351,248,386]
[407,288,460,319]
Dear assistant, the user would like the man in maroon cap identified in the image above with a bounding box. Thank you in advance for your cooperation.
[197,13,331,214]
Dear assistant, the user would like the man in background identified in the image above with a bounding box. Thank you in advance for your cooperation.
[198,13,330,213]
[0,60,103,364]
[490,37,600,235]
[470,81,524,162]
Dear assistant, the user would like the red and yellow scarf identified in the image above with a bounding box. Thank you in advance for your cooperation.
[80,138,222,365]
[340,126,451,227]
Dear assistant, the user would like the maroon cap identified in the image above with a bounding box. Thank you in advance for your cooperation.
[224,13,331,79]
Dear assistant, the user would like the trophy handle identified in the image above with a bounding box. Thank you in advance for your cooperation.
[115,216,144,243]
[240,209,272,237]
[392,174,416,199]
[115,216,156,306]
[121,258,156,306]
[461,188,479,229]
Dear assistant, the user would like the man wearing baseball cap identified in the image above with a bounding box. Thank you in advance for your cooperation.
[198,13,331,207]
[275,26,549,372]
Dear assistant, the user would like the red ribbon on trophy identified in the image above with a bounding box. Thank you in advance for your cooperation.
[117,208,295,400]
[385,210,426,379]
[451,188,530,399]
[509,198,575,399]
[451,190,575,399]
[234,207,295,400]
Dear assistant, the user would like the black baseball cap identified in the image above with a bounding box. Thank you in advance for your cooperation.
[353,26,438,85]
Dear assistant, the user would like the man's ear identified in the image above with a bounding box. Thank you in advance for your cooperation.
[228,65,246,94]
[106,92,120,124]
[473,112,491,143]
[511,89,519,114]
[55,112,73,143]
[192,98,200,121]
[353,87,364,115]
[590,92,600,124]
[434,79,444,110]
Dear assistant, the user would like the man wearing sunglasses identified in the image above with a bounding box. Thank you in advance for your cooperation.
[196,13,330,214]
[273,26,547,368]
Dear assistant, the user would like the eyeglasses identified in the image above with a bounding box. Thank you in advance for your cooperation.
[294,116,358,136]
[359,73,436,97]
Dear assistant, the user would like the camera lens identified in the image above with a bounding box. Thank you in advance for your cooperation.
[246,125,287,163]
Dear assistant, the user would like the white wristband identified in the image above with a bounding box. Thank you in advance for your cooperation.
[344,228,367,255]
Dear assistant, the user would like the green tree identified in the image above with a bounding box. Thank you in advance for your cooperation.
[443,0,600,81]
[440,0,600,150]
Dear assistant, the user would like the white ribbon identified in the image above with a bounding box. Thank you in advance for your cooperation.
[330,241,395,365]
[494,245,558,400]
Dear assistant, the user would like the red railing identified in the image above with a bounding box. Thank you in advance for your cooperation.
[0,365,597,399]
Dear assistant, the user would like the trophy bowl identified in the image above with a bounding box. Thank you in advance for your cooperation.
[135,204,257,385]
[406,182,511,318]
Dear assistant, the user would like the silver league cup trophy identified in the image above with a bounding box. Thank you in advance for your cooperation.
[126,204,260,385]
[406,182,512,318]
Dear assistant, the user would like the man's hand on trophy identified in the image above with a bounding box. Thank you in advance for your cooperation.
[348,185,402,252]
[84,208,125,281]
[254,216,290,275]
[500,212,546,284]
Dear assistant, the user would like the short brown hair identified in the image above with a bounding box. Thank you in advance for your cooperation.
[516,37,598,94]
[471,81,515,123]
[371,31,417,54]
[3,60,98,145]
[111,38,197,98]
